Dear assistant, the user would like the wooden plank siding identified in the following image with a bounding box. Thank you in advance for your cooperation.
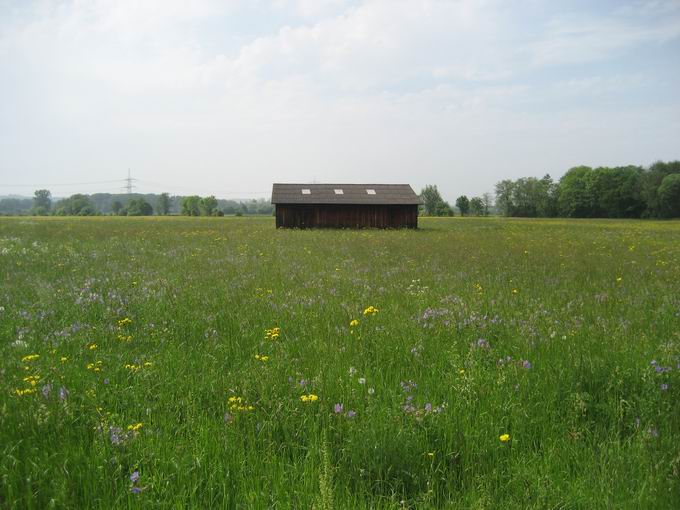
[275,204,418,229]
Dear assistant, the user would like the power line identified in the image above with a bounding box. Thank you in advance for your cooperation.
[0,179,126,187]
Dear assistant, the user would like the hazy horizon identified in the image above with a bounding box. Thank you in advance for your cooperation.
[1,0,679,203]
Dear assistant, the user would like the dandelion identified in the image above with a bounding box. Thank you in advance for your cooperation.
[265,327,281,340]
[368,387,375,395]
[511,289,519,295]
[23,375,40,386]
[60,357,68,363]
[300,394,319,403]
[363,306,378,316]
[254,354,269,362]
[87,343,97,350]
[358,377,366,385]
[15,388,36,396]
[127,423,143,432]
[499,433,511,442]
[118,317,133,327]
[228,396,254,412]
[21,354,39,362]
[349,319,359,327]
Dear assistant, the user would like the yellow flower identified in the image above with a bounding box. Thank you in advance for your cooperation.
[60,357,68,363]
[127,423,143,432]
[616,277,622,282]
[255,354,269,362]
[458,369,465,375]
[21,354,40,362]
[265,326,281,340]
[300,394,319,403]
[511,289,519,294]
[349,319,359,327]
[499,433,511,442]
[23,375,40,386]
[87,343,97,350]
[363,306,378,316]
[15,388,36,396]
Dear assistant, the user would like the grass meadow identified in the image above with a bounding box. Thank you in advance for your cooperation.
[1,216,679,509]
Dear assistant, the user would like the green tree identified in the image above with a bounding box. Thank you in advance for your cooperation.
[31,189,52,215]
[556,166,595,217]
[435,201,454,216]
[657,173,680,218]
[125,198,153,216]
[420,185,445,216]
[469,197,484,216]
[199,196,218,216]
[455,195,470,216]
[481,193,493,216]
[181,196,201,216]
[54,194,98,216]
[589,166,644,218]
[494,180,515,217]
[111,201,124,215]
[156,193,171,216]
[641,161,680,217]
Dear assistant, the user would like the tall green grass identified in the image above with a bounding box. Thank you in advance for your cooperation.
[1,216,679,508]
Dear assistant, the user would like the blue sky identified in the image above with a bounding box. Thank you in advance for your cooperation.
[1,0,679,201]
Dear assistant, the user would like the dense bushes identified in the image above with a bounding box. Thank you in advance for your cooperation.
[495,161,680,218]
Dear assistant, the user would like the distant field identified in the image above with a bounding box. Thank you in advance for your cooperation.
[1,216,679,508]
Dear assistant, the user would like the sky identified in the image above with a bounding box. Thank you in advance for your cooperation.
[1,0,679,202]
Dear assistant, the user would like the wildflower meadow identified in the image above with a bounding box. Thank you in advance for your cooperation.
[1,216,679,508]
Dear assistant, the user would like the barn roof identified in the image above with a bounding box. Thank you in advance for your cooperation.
[271,183,421,205]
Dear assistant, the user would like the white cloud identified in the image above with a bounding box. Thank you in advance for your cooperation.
[0,0,679,199]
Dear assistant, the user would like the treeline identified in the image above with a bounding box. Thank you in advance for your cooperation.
[419,185,494,216]
[0,191,274,217]
[494,161,680,219]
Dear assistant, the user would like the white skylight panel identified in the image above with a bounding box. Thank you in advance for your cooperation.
[366,189,376,194]
[334,189,344,194]
[301,189,311,194]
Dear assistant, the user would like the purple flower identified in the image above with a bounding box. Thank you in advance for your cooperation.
[661,383,669,391]
[223,412,233,424]
[522,360,532,370]
[130,487,142,494]
[424,403,433,413]
[41,383,52,399]
[58,386,69,401]
[103,378,110,385]
[346,410,357,418]
[109,426,123,445]
[130,471,140,484]
[476,338,490,349]
[333,403,344,414]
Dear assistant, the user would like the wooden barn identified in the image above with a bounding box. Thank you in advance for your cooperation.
[271,183,421,229]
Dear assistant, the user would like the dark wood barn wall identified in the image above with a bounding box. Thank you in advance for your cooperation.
[276,204,418,228]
